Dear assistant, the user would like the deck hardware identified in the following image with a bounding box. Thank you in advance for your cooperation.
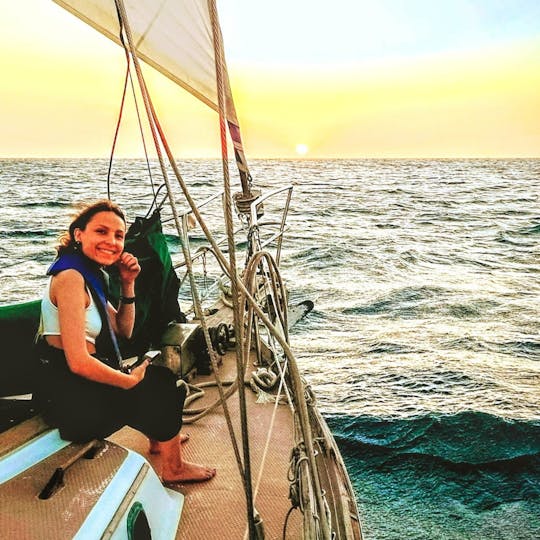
[38,439,102,499]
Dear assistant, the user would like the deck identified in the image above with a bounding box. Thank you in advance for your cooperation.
[110,348,304,539]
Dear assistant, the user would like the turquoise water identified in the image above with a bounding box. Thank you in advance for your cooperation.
[1,158,539,539]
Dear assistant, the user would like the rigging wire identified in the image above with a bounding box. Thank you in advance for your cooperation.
[108,5,157,207]
[126,67,159,210]
[106,53,129,201]
[145,183,168,219]
[113,0,246,486]
[113,1,332,537]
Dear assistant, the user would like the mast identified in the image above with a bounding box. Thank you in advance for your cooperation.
[209,6,259,216]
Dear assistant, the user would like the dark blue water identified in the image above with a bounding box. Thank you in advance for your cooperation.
[1,158,539,539]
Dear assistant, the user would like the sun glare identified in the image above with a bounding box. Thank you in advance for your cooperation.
[296,143,309,156]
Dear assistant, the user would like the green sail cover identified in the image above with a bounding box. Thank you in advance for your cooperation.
[0,300,41,396]
[107,211,185,359]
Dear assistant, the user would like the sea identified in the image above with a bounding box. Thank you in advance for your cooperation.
[1,158,539,539]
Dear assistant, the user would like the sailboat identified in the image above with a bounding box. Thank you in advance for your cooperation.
[0,1,362,538]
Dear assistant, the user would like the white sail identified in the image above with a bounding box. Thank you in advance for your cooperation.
[54,0,251,183]
[53,0,219,111]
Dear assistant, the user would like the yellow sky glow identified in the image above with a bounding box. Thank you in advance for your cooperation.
[231,43,540,158]
[0,2,538,159]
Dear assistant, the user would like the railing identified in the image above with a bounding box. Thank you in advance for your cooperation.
[248,185,293,267]
[168,184,293,270]
[164,184,294,310]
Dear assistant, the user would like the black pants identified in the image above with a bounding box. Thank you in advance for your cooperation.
[34,342,186,443]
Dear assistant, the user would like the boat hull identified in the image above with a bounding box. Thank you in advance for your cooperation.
[0,417,183,539]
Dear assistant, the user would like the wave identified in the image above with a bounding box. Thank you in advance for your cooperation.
[443,336,540,360]
[326,411,540,466]
[498,340,540,360]
[12,201,73,209]
[520,222,540,235]
[344,285,447,316]
[290,245,359,268]
[0,230,56,238]
[344,286,500,320]
[496,222,540,245]
[327,412,540,515]
[363,341,421,355]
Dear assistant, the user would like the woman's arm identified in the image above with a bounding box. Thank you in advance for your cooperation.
[53,269,145,389]
[109,252,140,339]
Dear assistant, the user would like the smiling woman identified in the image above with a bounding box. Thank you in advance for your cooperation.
[34,198,216,483]
[74,211,126,267]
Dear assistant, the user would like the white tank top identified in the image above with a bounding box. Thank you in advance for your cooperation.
[41,277,102,344]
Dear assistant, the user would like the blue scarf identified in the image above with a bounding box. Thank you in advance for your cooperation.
[47,251,121,368]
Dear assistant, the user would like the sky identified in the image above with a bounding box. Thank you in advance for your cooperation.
[0,0,539,158]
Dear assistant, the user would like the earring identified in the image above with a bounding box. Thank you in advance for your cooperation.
[74,241,82,251]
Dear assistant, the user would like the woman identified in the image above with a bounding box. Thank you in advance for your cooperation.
[35,199,215,483]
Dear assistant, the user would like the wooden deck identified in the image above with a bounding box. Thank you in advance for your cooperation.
[110,349,304,539]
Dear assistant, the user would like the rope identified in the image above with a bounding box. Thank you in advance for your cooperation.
[240,251,295,540]
[250,366,286,493]
[207,2,257,536]
[127,67,157,206]
[106,59,129,201]
[113,0,245,482]
[241,251,331,537]
[145,183,167,219]
[183,380,238,424]
[241,251,293,410]
[108,7,155,203]
[282,506,296,540]
[114,2,330,537]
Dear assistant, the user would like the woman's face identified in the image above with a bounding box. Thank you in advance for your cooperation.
[74,211,126,266]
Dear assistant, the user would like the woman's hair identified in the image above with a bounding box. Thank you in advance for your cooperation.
[56,199,126,255]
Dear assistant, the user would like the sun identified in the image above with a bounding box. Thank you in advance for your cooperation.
[295,143,309,156]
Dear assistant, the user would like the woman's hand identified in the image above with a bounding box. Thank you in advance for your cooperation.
[110,251,139,339]
[117,252,140,285]
[125,360,150,388]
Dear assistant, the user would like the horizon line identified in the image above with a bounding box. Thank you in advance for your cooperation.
[1,155,539,161]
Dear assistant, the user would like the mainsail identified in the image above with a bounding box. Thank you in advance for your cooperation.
[54,0,219,110]
[53,0,251,189]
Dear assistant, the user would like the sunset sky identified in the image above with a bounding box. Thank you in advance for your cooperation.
[1,0,539,158]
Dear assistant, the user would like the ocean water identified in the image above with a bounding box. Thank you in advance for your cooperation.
[1,158,539,539]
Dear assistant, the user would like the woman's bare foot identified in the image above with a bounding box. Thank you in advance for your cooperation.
[149,433,190,454]
[162,461,216,484]
[156,434,214,484]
